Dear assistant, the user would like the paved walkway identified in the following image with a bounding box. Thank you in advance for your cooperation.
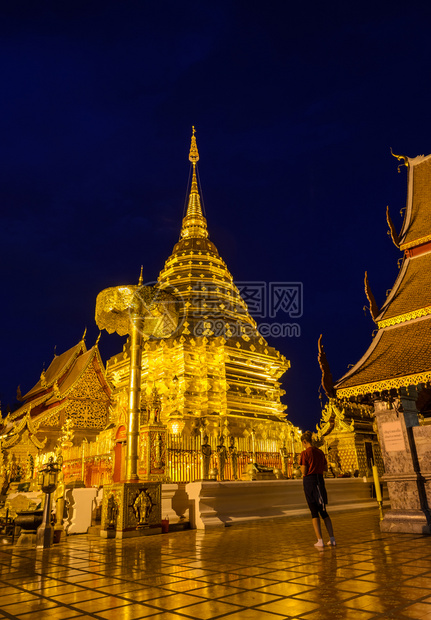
[0,507,431,620]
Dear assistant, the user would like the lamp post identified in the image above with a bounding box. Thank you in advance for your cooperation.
[37,457,60,549]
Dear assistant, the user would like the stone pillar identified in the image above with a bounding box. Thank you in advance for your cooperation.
[374,388,431,534]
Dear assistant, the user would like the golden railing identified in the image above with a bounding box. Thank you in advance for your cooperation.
[61,430,287,485]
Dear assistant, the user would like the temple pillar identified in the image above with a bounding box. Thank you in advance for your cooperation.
[100,481,161,539]
[374,387,431,534]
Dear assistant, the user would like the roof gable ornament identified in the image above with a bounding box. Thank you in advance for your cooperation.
[390,147,409,174]
[386,206,400,249]
[364,271,379,322]
[318,335,336,399]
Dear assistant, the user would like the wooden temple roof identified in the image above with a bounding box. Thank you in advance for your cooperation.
[335,152,431,399]
[377,249,431,327]
[399,154,431,250]
[11,341,110,423]
[336,317,431,397]
[22,341,86,401]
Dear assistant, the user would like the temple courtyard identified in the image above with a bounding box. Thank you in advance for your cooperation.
[0,508,430,620]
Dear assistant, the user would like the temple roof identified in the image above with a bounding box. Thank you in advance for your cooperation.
[399,153,431,250]
[23,340,86,400]
[377,249,431,327]
[333,152,431,399]
[11,341,110,423]
[335,316,431,397]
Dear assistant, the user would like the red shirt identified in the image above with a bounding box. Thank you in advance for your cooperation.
[299,446,327,475]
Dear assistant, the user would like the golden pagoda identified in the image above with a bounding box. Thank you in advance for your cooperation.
[105,129,294,478]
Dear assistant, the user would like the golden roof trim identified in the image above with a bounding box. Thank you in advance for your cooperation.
[378,305,431,328]
[336,369,431,398]
[400,233,431,251]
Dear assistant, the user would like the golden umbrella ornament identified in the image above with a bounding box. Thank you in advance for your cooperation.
[95,274,180,481]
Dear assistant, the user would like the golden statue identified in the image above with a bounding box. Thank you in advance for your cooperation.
[133,488,154,528]
[201,435,212,480]
[216,435,228,481]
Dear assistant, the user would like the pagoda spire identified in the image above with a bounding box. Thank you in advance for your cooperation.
[180,127,208,240]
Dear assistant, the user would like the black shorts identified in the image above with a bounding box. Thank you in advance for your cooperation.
[303,474,329,519]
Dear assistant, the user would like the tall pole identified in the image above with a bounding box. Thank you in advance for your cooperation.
[126,297,143,481]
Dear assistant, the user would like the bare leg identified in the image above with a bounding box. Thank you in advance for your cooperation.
[323,516,334,537]
[312,517,322,540]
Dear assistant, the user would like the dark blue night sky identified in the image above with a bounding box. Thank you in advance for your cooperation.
[1,1,430,430]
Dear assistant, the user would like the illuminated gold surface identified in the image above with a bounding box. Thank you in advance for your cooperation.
[125,307,142,481]
[400,233,431,250]
[316,399,383,476]
[337,369,431,398]
[105,131,292,467]
[95,285,179,338]
[180,128,208,239]
[1,508,431,619]
[378,305,431,328]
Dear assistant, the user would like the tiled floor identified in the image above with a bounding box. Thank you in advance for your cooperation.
[1,507,431,619]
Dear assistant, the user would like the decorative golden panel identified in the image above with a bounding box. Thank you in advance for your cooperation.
[40,410,61,427]
[69,365,109,401]
[400,233,431,251]
[65,400,108,429]
[337,370,431,398]
[378,305,431,329]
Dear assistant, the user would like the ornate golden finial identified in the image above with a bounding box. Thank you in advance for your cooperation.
[189,126,199,164]
[95,331,101,345]
[138,265,143,286]
[390,147,409,173]
[82,327,87,341]
[180,127,208,240]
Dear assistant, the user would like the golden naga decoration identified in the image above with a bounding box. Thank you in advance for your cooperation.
[95,284,180,338]
[386,206,400,248]
[390,147,409,173]
[3,410,47,450]
[364,271,379,322]
[317,335,336,399]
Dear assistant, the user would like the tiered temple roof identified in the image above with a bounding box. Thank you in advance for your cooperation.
[3,336,111,451]
[336,152,431,398]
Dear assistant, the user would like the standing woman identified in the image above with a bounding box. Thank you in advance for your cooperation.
[299,431,336,548]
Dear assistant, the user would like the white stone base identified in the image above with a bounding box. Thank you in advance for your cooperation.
[65,488,97,534]
[161,483,189,526]
[380,509,431,534]
[186,479,388,530]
